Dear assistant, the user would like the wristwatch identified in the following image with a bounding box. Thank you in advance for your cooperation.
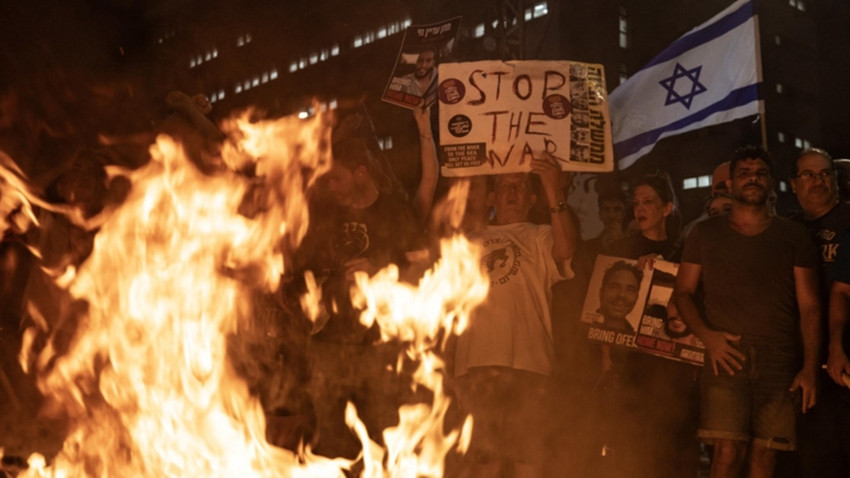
[549,200,568,214]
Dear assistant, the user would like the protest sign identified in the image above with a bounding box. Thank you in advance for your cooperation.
[581,256,705,365]
[436,60,613,177]
[581,255,651,350]
[382,17,461,110]
[632,260,705,365]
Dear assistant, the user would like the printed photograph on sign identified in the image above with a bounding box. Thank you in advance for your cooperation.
[381,17,461,110]
[634,260,705,365]
[581,255,651,349]
[437,60,613,177]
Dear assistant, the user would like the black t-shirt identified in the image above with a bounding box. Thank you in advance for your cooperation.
[605,233,680,263]
[790,201,850,361]
[681,215,819,345]
[313,193,421,343]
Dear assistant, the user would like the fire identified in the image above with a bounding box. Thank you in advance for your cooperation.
[5,110,487,477]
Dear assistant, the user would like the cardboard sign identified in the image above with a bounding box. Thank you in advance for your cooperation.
[437,60,613,176]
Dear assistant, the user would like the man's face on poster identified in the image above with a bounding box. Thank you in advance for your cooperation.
[599,269,640,323]
[415,50,436,79]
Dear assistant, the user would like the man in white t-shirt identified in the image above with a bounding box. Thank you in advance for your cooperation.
[453,154,576,478]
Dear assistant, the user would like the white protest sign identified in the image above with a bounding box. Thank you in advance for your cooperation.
[437,60,614,177]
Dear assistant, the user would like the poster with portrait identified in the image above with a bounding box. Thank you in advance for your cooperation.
[382,17,461,110]
[436,60,614,177]
[633,260,705,365]
[581,255,652,349]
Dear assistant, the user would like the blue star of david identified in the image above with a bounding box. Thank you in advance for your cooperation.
[659,63,707,109]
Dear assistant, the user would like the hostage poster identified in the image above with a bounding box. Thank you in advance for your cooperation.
[632,260,705,365]
[381,17,461,109]
[436,60,614,177]
[581,255,705,365]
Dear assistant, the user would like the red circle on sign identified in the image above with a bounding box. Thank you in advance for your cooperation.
[542,94,572,119]
[439,79,466,105]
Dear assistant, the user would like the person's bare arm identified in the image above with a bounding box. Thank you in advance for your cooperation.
[412,106,439,222]
[674,261,744,376]
[532,153,576,272]
[789,266,821,412]
[827,280,850,387]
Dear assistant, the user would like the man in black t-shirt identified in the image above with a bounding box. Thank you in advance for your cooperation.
[789,147,850,478]
[675,146,820,478]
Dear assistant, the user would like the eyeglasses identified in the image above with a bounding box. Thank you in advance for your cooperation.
[795,170,835,181]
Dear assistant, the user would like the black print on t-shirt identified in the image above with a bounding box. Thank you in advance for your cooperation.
[336,221,370,261]
[481,238,521,286]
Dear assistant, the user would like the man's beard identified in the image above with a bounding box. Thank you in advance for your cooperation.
[415,68,433,80]
[734,184,768,205]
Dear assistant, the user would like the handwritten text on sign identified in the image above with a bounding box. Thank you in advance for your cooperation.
[438,60,612,177]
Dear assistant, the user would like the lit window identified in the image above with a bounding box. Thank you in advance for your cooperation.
[789,0,796,6]
[534,2,548,17]
[209,95,216,104]
[698,175,711,188]
[353,35,363,48]
[774,35,781,46]
[309,53,318,64]
[798,1,806,12]
[158,37,163,44]
[329,98,338,109]
[776,83,784,94]
[237,36,244,47]
[213,48,218,58]
[384,136,393,150]
[197,55,203,65]
[778,132,786,143]
[803,139,811,149]
[299,58,307,69]
[389,23,398,35]
[235,85,243,94]
[403,18,412,28]
[365,31,375,43]
[492,19,499,28]
[683,178,698,190]
[619,73,629,84]
[262,73,269,83]
[377,138,385,150]
[245,33,252,43]
[270,69,278,80]
[190,58,196,68]
[377,27,387,39]
[525,9,533,21]
[217,90,225,100]
[320,49,329,61]
[619,10,629,49]
[244,80,251,90]
[779,181,788,192]
[331,44,340,56]
[474,23,485,38]
[289,62,298,72]
[795,137,803,148]
[252,77,259,87]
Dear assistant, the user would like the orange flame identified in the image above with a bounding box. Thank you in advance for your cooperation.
[9,110,486,478]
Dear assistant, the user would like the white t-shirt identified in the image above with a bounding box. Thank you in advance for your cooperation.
[454,222,572,377]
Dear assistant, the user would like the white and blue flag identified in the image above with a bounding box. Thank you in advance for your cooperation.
[610,0,761,170]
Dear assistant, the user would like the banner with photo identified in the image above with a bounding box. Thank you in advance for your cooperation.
[581,255,705,365]
[436,60,613,177]
[633,260,705,365]
[382,17,461,110]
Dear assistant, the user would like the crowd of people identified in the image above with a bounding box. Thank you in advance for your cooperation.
[2,89,850,478]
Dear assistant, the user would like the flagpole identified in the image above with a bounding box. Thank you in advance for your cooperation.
[752,0,768,149]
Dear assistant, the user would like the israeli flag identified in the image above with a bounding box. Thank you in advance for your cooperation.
[610,0,761,170]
